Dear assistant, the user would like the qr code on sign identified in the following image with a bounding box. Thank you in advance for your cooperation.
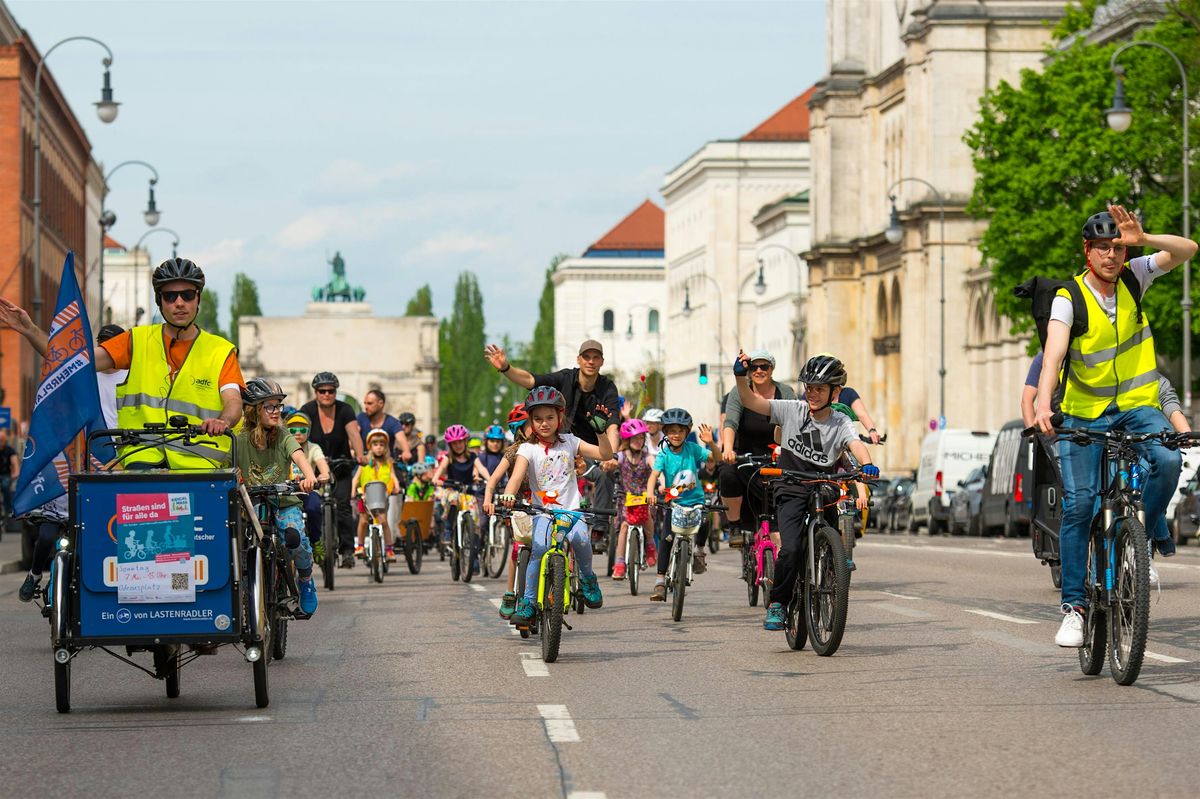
[171,573,189,591]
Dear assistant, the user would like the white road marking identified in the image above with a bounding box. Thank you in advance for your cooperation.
[866,542,1028,559]
[567,793,607,799]
[964,609,1040,625]
[1145,650,1189,664]
[521,652,549,677]
[538,704,581,742]
[972,630,1053,655]
[468,582,487,593]
[869,601,933,619]
[878,590,919,600]
[488,597,503,608]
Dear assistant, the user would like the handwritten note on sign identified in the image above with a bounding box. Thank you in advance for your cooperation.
[116,492,196,604]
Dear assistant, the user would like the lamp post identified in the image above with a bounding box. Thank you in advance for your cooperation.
[680,272,728,396]
[132,227,180,324]
[32,37,119,324]
[1107,42,1192,418]
[100,161,162,324]
[886,177,946,423]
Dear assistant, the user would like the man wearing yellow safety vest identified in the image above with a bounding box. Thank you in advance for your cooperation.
[0,258,244,469]
[1035,205,1198,649]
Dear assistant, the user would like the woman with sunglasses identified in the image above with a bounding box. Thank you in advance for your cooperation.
[0,257,244,470]
[718,349,796,546]
[299,372,366,569]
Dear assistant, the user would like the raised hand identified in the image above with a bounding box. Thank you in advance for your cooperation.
[1109,204,1146,247]
[0,297,35,335]
[733,349,750,377]
[484,343,509,372]
[698,423,714,444]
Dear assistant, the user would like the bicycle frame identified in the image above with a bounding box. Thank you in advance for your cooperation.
[536,511,577,612]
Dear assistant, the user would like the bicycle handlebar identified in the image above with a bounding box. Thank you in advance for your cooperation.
[510,501,617,519]
[757,465,870,483]
[245,481,306,499]
[858,433,888,443]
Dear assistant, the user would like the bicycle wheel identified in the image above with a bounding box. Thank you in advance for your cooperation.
[516,546,530,598]
[785,580,808,651]
[629,527,641,596]
[459,515,475,582]
[745,542,759,606]
[372,529,384,583]
[541,554,566,663]
[1108,516,1150,685]
[671,538,689,622]
[54,657,71,713]
[707,517,719,553]
[1078,530,1107,676]
[405,520,422,574]
[606,524,617,577]
[321,500,337,591]
[762,548,775,605]
[804,525,850,656]
[159,646,181,698]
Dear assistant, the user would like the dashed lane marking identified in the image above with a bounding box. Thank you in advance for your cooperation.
[866,542,1027,559]
[964,608,1040,625]
[488,597,503,608]
[878,590,920,600]
[1145,651,1190,664]
[521,652,549,677]
[567,793,607,799]
[538,704,580,742]
[468,582,487,593]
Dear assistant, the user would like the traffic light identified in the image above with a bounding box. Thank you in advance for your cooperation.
[698,363,709,385]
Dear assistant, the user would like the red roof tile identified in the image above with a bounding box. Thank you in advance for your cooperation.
[741,86,815,142]
[588,200,664,251]
[104,234,125,250]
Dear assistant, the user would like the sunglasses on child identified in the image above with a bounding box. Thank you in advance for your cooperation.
[287,426,309,435]
[160,289,199,303]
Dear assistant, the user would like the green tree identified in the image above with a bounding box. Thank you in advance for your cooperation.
[405,284,433,316]
[965,3,1200,359]
[438,272,494,428]
[229,273,263,348]
[196,288,226,339]
[524,253,568,373]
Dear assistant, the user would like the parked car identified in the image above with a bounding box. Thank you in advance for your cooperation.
[876,475,915,534]
[1167,453,1200,540]
[911,428,997,535]
[949,466,987,535]
[979,419,1034,537]
[1173,471,1200,546]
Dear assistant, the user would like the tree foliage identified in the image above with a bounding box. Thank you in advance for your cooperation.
[438,272,496,428]
[196,288,226,339]
[405,284,433,316]
[524,253,568,373]
[229,273,263,349]
[965,4,1200,358]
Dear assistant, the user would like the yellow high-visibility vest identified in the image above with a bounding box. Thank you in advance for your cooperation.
[115,325,235,469]
[1059,273,1160,419]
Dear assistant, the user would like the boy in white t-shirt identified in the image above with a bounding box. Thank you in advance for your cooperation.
[500,385,614,624]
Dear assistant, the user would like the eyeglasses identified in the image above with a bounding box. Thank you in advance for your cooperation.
[262,404,283,414]
[315,388,336,395]
[160,289,198,303]
[1090,242,1127,254]
[749,362,773,372]
[288,427,309,435]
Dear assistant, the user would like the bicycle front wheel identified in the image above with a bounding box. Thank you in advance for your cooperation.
[1108,516,1150,685]
[459,516,475,583]
[541,554,566,663]
[321,501,337,591]
[1079,532,1107,676]
[628,527,641,596]
[671,538,690,622]
[405,520,423,574]
[804,525,850,656]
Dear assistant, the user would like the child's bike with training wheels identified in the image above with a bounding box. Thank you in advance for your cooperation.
[360,480,391,584]
[735,453,779,606]
[623,493,650,596]
[657,487,726,622]
[759,463,871,656]
[509,495,615,662]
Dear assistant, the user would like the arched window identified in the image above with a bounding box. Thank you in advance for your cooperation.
[602,309,614,332]
[647,309,660,333]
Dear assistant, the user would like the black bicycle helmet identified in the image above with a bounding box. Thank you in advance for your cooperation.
[398,412,416,425]
[152,257,205,291]
[242,377,287,405]
[96,324,125,344]
[660,408,693,428]
[1083,211,1119,241]
[525,385,566,411]
[311,371,340,390]
[799,354,848,387]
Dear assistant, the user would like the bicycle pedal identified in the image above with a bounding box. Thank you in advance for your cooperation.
[292,610,313,621]
[562,619,573,631]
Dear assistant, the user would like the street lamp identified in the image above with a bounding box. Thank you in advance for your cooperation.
[678,273,727,394]
[886,178,946,422]
[132,228,181,326]
[32,37,119,324]
[100,161,162,323]
[754,242,807,371]
[1107,41,1192,418]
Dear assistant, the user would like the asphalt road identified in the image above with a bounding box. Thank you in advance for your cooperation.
[3,532,1200,798]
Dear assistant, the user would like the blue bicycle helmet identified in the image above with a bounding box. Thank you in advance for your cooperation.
[660,408,693,428]
[485,424,506,440]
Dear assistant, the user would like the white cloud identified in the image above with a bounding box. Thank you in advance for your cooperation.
[412,232,511,258]
[316,158,418,193]
[190,238,246,270]
[272,203,414,250]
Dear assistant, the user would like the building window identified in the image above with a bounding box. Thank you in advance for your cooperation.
[648,309,659,333]
[602,309,614,332]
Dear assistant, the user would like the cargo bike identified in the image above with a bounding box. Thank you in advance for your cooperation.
[45,420,304,712]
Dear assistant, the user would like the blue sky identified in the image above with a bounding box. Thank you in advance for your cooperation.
[12,0,827,340]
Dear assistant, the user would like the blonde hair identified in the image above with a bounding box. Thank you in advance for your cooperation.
[242,403,279,451]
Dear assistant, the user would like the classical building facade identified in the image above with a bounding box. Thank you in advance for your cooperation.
[99,235,156,330]
[0,2,105,425]
[238,301,441,433]
[804,0,1067,471]
[552,200,666,394]
[661,92,813,417]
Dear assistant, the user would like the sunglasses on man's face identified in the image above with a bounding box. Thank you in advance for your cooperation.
[316,388,336,395]
[161,289,199,304]
[288,427,309,435]
[749,362,772,372]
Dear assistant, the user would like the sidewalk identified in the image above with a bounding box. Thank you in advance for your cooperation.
[0,522,24,574]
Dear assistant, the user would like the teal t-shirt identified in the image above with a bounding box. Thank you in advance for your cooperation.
[654,440,709,506]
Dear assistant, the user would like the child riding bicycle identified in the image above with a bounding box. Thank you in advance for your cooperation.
[406,462,436,502]
[285,411,332,550]
[732,352,877,631]
[498,386,614,624]
[353,428,402,562]
[645,408,719,600]
[482,404,534,618]
[613,418,656,579]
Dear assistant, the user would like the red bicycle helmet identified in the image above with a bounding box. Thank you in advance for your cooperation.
[525,385,566,411]
[444,424,469,443]
[507,403,528,425]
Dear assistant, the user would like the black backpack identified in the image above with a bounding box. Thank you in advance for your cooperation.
[1013,269,1144,350]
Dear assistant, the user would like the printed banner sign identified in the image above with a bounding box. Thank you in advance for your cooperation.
[116,492,196,604]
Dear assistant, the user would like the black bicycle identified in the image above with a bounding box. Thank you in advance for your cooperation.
[321,457,357,586]
[443,479,482,582]
[245,481,311,663]
[1028,424,1200,685]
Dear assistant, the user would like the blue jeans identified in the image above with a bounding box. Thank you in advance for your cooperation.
[276,505,314,580]
[522,514,593,603]
[1058,405,1180,608]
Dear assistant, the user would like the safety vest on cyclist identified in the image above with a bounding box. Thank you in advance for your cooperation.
[1058,273,1160,419]
[357,460,394,491]
[115,325,234,468]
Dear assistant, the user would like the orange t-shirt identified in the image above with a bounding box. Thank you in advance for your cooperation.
[100,329,245,391]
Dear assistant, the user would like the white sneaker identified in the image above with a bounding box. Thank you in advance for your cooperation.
[1055,603,1084,648]
[1149,562,1160,588]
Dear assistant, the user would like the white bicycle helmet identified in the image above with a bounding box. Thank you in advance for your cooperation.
[642,408,664,423]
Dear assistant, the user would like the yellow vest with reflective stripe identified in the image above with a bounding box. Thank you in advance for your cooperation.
[116,325,235,469]
[1059,273,1160,419]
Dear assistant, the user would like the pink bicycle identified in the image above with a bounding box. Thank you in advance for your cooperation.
[737,453,778,606]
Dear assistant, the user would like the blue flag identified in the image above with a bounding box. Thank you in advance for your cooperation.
[13,252,104,515]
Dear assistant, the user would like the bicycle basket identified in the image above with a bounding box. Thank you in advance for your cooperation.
[363,481,389,513]
[512,510,533,544]
[671,504,703,533]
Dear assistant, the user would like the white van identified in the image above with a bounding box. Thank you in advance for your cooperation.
[911,428,997,534]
